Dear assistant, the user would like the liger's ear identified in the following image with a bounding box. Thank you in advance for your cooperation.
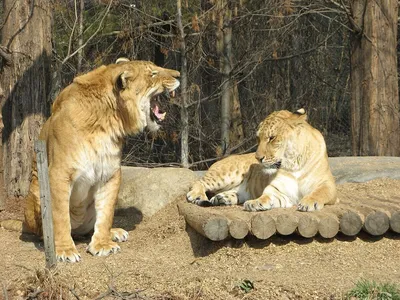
[293,108,307,121]
[115,71,133,90]
[115,57,130,64]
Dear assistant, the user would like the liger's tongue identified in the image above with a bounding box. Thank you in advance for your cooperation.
[152,105,166,121]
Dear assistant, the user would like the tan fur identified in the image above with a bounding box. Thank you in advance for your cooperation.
[187,109,338,212]
[1,59,180,262]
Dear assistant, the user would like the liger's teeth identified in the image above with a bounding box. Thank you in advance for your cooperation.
[170,90,176,98]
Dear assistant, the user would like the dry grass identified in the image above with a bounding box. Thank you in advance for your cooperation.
[14,267,81,300]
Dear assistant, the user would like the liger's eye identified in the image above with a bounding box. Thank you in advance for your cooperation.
[269,136,276,142]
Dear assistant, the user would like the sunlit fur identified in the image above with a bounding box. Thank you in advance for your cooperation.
[1,59,180,262]
[187,109,338,212]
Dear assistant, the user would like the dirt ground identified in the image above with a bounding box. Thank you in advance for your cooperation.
[0,178,400,300]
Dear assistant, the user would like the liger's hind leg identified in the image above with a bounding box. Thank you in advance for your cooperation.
[187,156,250,207]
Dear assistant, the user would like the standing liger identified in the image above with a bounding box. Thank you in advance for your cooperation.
[187,109,338,211]
[1,58,180,262]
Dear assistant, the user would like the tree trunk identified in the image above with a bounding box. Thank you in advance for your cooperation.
[350,0,399,156]
[0,0,52,198]
[218,0,243,153]
[177,0,190,168]
[219,4,231,152]
[229,81,244,151]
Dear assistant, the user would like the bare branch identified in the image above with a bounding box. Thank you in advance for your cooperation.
[66,0,79,60]
[69,288,81,300]
[62,0,113,65]
[2,282,8,300]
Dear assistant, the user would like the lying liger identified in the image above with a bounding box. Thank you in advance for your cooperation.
[187,109,338,211]
[1,58,180,262]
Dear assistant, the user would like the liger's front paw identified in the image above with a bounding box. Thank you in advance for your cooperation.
[243,197,273,212]
[87,240,120,256]
[56,244,81,263]
[297,197,324,212]
[110,228,129,242]
[186,190,208,203]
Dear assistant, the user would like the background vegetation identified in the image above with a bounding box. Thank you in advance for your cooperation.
[52,0,358,168]
[0,0,399,198]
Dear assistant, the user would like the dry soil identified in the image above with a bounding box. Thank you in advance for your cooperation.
[0,178,400,299]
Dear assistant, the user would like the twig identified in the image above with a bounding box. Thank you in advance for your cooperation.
[62,0,113,65]
[94,289,112,300]
[65,0,79,61]
[69,288,81,300]
[26,288,44,299]
[95,265,146,299]
[2,282,8,300]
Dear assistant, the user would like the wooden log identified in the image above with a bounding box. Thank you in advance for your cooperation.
[363,210,390,236]
[342,197,400,234]
[224,211,251,240]
[339,210,364,236]
[390,212,400,233]
[275,212,299,236]
[311,211,340,239]
[250,213,276,239]
[229,218,249,239]
[322,205,363,236]
[177,202,229,241]
[297,213,319,238]
[341,200,390,236]
[34,140,57,269]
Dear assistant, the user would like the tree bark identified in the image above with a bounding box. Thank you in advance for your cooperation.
[229,82,244,151]
[350,0,399,156]
[218,0,232,152]
[219,3,231,152]
[177,0,190,168]
[0,0,52,198]
[218,0,243,153]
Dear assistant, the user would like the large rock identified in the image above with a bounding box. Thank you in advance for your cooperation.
[329,156,400,184]
[116,166,198,218]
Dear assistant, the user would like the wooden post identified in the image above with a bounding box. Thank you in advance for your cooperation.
[34,140,57,268]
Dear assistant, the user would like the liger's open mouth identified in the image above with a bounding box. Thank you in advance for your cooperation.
[150,90,176,124]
